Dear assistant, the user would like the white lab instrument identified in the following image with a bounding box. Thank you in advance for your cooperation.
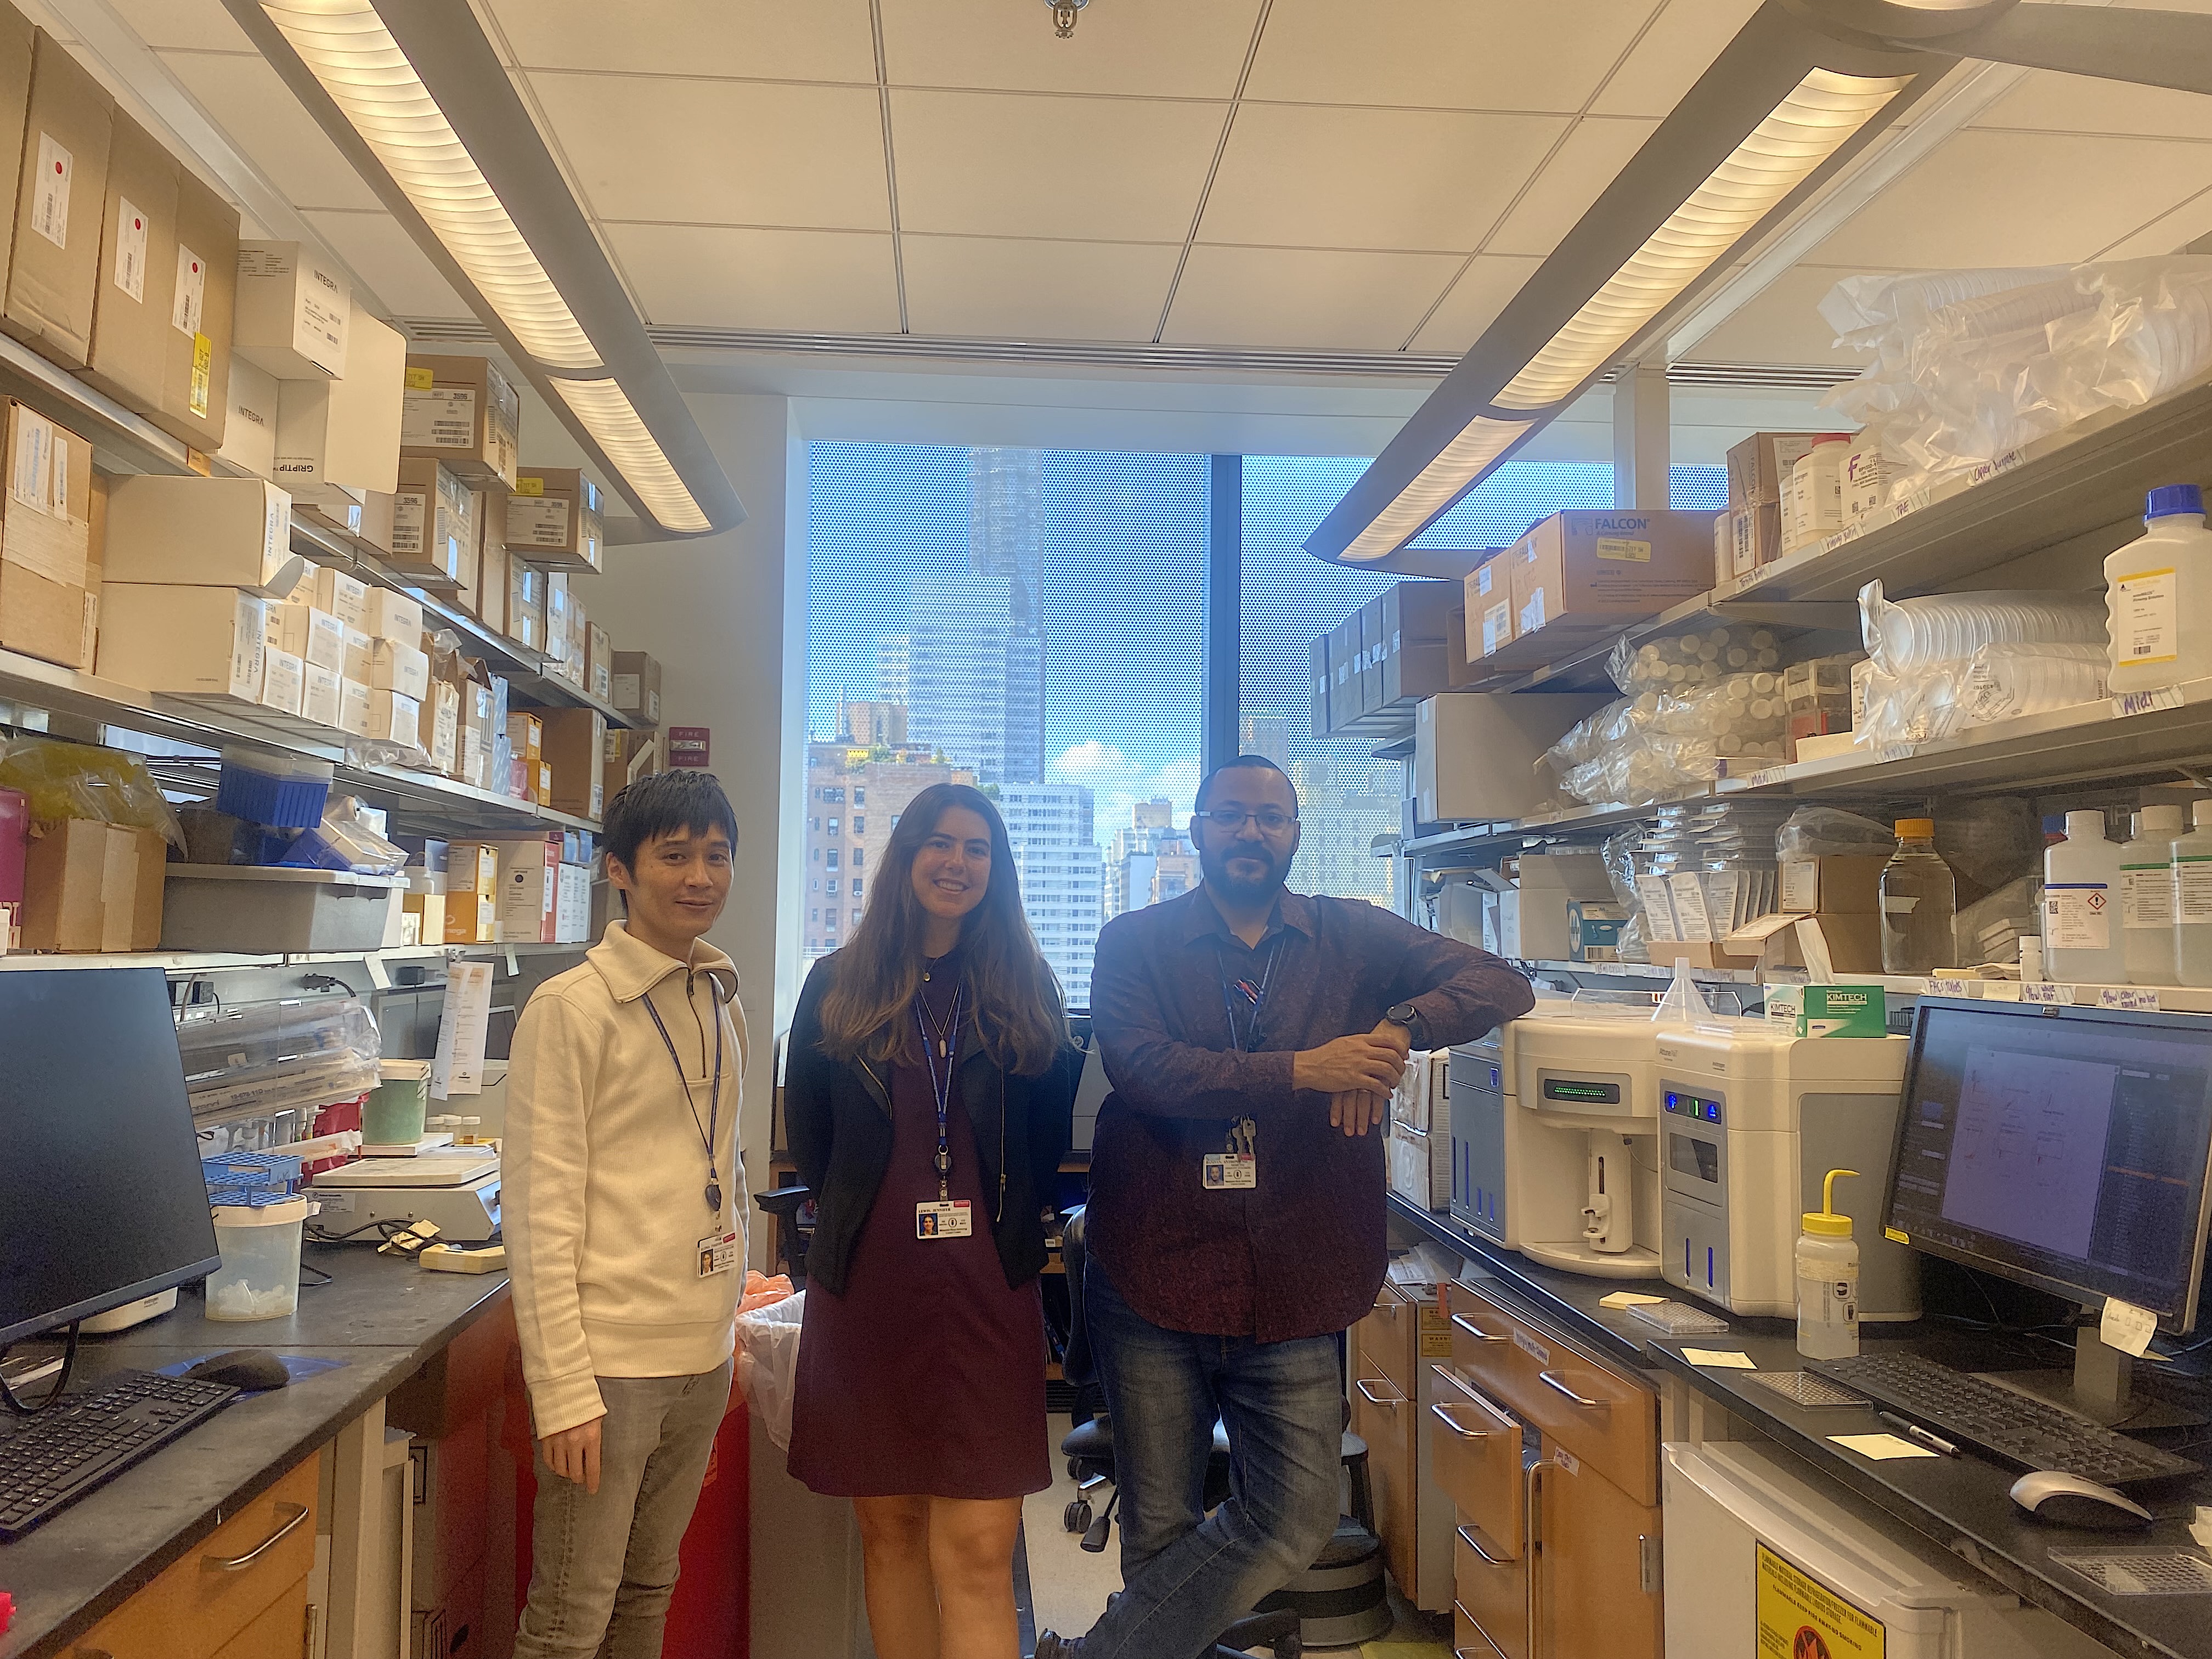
[1664,1440,2110,1659]
[1656,1022,1917,1319]
[312,1146,501,1242]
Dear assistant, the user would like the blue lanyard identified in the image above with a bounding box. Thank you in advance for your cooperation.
[641,975,726,1219]
[1214,935,1283,1057]
[915,986,965,1201]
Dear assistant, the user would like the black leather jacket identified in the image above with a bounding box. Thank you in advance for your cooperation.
[785,953,1079,1296]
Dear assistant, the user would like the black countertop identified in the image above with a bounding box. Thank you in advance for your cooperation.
[0,1246,510,1659]
[1386,1193,2212,1659]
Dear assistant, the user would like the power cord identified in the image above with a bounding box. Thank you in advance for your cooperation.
[0,1323,80,1415]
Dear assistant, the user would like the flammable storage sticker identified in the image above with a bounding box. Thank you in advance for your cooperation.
[1756,1543,1886,1659]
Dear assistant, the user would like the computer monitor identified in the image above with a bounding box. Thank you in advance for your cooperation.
[1886,998,2212,1334]
[0,967,221,1345]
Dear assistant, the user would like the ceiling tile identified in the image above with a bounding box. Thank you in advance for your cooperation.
[2096,188,2212,260]
[1197,104,1566,253]
[901,236,1181,340]
[1971,66,2212,142]
[1677,263,1886,365]
[301,210,472,318]
[1589,0,1765,119]
[485,0,877,82]
[881,0,1263,99]
[528,74,889,229]
[162,51,383,212]
[891,89,1223,241]
[106,0,254,53]
[1245,0,1658,112]
[1808,130,2212,268]
[1483,116,1658,258]
[1162,245,1463,349]
[602,223,901,331]
[1409,254,1544,353]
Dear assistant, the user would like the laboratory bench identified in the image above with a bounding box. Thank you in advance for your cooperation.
[1386,1191,2212,1659]
[0,1247,511,1659]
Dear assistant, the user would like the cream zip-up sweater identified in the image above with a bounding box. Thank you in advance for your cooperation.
[505,921,749,1436]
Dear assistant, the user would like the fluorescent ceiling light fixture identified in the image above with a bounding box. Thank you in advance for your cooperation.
[261,2,596,371]
[1344,419,1531,562]
[1494,68,1909,411]
[550,378,711,534]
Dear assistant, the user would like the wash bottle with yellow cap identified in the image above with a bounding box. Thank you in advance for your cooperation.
[1797,1169,1861,1361]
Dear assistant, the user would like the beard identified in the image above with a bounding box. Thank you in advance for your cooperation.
[1200,840,1285,907]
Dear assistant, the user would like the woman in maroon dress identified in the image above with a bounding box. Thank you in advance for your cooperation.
[785,783,1079,1659]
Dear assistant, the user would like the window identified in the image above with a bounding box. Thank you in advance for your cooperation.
[851,878,864,897]
[809,816,820,831]
[852,907,864,926]
[853,815,866,834]
[810,908,819,923]
[827,850,839,870]
[823,787,845,804]
[852,848,864,868]
[855,788,866,806]
[827,878,839,896]
[828,817,839,836]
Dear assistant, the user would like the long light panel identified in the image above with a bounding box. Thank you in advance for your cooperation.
[551,378,711,534]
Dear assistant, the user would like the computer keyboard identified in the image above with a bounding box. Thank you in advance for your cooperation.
[0,1369,238,1539]
[1808,1352,2202,1485]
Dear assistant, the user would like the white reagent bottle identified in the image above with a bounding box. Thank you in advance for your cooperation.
[2045,810,2127,985]
[1797,1169,1862,1362]
[2175,800,2212,987]
[2123,804,2186,985]
[2108,483,2212,692]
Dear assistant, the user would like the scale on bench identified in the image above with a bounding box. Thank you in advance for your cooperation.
[312,1138,501,1242]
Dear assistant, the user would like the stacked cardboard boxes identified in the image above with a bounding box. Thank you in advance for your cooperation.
[1464,511,1717,672]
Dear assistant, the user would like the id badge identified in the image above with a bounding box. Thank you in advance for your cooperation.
[696,1229,740,1278]
[916,1199,973,1239]
[1201,1153,1257,1190]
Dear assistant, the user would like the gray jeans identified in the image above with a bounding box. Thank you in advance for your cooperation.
[515,1360,735,1659]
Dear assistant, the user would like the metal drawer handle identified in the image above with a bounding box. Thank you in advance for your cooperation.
[1353,1376,1406,1409]
[202,1502,309,1572]
[1431,1401,1510,1441]
[1451,1311,1509,1344]
[1457,1522,1513,1567]
[1538,1369,1610,1412]
[1527,1459,1549,1659]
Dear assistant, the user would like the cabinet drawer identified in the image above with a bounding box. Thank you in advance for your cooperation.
[1539,1443,1661,1659]
[1356,1288,1417,1401]
[209,1578,307,1659]
[1350,1351,1418,1602]
[1429,1364,1521,1556]
[70,1454,319,1659]
[1448,1281,1657,1505]
[1454,1600,1506,1659]
[1454,1514,1527,1659]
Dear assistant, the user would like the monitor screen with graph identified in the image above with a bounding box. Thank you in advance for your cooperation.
[1886,998,2212,1332]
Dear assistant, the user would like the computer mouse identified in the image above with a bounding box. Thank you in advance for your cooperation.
[2009,1469,2155,1530]
[183,1349,294,1392]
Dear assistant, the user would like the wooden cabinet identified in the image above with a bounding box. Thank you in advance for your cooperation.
[1351,1304,1419,1602]
[1351,1284,1455,1612]
[67,1454,318,1659]
[1538,1440,1662,1659]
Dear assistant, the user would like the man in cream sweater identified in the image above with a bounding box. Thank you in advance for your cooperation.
[506,769,749,1659]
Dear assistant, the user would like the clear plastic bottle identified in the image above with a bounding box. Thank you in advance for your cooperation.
[2123,805,2186,986]
[2175,801,2212,988]
[2045,810,2128,985]
[1797,1169,1861,1361]
[2107,484,2212,691]
[1880,818,1957,974]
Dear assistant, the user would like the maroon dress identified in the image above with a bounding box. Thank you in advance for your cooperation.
[787,969,1050,1499]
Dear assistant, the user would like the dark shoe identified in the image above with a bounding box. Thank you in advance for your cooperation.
[1032,1633,1080,1659]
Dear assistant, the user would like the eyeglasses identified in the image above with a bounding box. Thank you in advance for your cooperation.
[1200,806,1297,833]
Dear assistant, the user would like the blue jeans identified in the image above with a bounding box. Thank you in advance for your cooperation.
[1079,1261,1343,1659]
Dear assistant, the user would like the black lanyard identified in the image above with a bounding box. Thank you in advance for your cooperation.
[915,986,965,1201]
[641,973,726,1220]
[1214,934,1284,1056]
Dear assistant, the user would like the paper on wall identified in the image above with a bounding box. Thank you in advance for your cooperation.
[431,958,494,1098]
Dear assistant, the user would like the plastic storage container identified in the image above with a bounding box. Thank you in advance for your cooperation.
[2123,804,2186,985]
[161,866,404,952]
[2044,810,2127,984]
[1880,819,1957,974]
[2175,800,2212,987]
[213,747,335,830]
[1797,1169,1861,1361]
[206,1197,312,1321]
[2106,484,2212,692]
[364,1058,432,1148]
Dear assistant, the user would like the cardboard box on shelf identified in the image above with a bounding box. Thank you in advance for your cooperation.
[1725,432,1844,508]
[1779,854,1887,915]
[476,533,509,638]
[259,645,303,715]
[390,456,471,585]
[556,861,590,944]
[507,557,543,651]
[276,602,345,674]
[610,651,661,726]
[603,727,658,808]
[1502,854,1616,961]
[544,569,572,663]
[402,354,520,489]
[540,707,607,821]
[234,239,348,380]
[449,839,499,898]
[507,710,543,765]
[506,468,602,571]
[562,594,588,689]
[4,32,114,370]
[1309,634,1330,735]
[426,677,460,776]
[1783,655,1858,711]
[103,475,293,592]
[1792,730,1858,764]
[274,302,405,500]
[302,660,341,728]
[1498,510,1717,663]
[0,17,32,353]
[154,168,238,450]
[495,835,558,943]
[0,400,95,669]
[341,624,370,682]
[337,676,371,737]
[302,487,395,558]
[1412,691,1610,825]
[401,887,444,948]
[1357,602,1382,714]
[586,623,612,702]
[368,636,428,700]
[359,588,420,644]
[443,885,494,945]
[20,818,162,952]
[459,669,497,789]
[83,111,177,417]
[455,485,500,619]
[213,358,276,481]
[1786,707,1848,758]
[97,583,263,703]
[534,760,552,806]
[363,687,419,748]
[1725,501,1782,580]
[308,566,366,630]
[1767,981,1888,1037]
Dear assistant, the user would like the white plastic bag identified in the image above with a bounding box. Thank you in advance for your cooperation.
[735,1292,805,1452]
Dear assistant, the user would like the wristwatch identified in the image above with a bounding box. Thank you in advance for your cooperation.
[1384,1001,1426,1049]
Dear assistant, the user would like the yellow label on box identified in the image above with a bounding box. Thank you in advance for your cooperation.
[1757,1543,1886,1659]
[1419,1305,1451,1359]
[405,365,436,390]
[189,333,213,417]
[514,475,545,496]
[1595,537,1651,562]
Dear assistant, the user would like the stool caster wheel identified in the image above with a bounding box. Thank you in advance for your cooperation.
[1064,1498,1092,1533]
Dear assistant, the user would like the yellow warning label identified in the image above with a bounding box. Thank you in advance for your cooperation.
[1757,1543,1885,1659]
[189,332,212,417]
[405,365,436,390]
[1596,537,1651,562]
[1883,1226,1910,1246]
[514,475,545,496]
